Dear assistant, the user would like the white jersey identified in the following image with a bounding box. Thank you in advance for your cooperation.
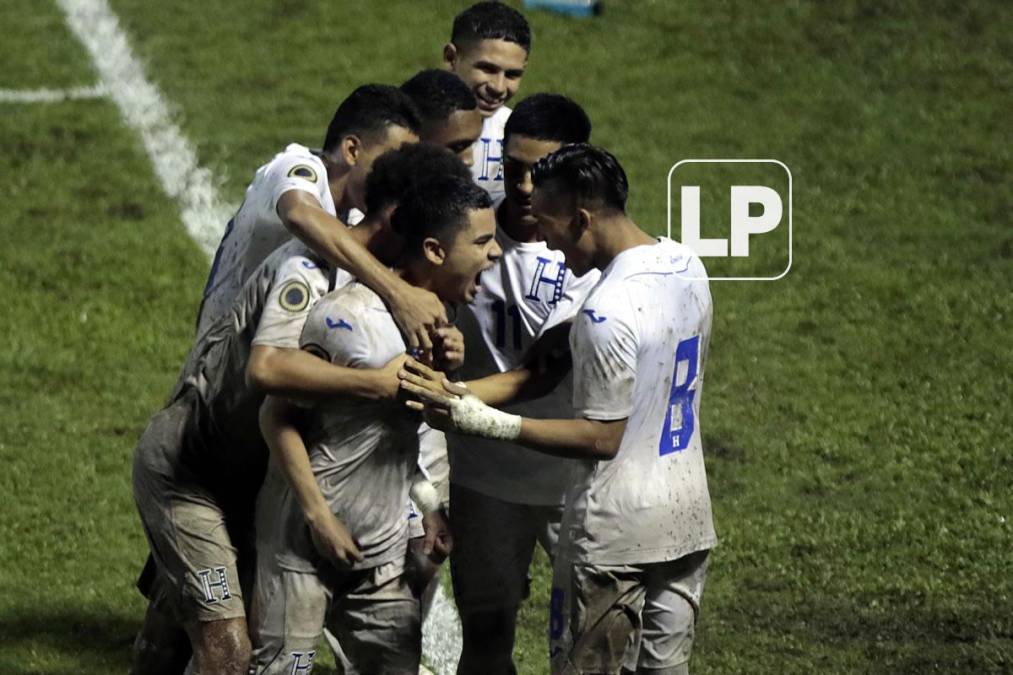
[450,227,600,505]
[257,281,418,572]
[561,237,717,566]
[471,106,510,208]
[197,143,337,340]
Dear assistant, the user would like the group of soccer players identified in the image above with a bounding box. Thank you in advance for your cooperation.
[129,3,716,675]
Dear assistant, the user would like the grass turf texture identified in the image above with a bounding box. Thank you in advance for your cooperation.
[2,0,1010,672]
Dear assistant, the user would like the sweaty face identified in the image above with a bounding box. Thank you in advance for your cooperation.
[348,125,419,210]
[424,108,484,166]
[436,207,501,302]
[446,39,527,117]
[532,186,591,276]
[503,135,564,227]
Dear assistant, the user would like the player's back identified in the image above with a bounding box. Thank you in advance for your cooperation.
[565,237,716,566]
[196,143,335,340]
[258,281,420,572]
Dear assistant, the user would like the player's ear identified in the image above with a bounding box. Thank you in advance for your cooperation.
[574,208,593,238]
[423,237,446,266]
[443,43,458,70]
[340,135,362,166]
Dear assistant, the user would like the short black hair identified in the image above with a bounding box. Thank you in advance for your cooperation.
[322,84,422,153]
[392,175,493,253]
[503,93,591,145]
[400,70,478,130]
[364,143,472,214]
[531,143,629,213]
[451,2,531,53]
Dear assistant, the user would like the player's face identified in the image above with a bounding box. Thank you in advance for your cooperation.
[532,186,592,276]
[348,125,419,210]
[424,108,484,166]
[503,135,564,227]
[436,207,501,302]
[445,39,527,117]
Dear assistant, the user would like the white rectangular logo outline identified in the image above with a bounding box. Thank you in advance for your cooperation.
[667,159,792,281]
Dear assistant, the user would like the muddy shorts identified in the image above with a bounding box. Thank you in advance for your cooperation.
[549,550,709,675]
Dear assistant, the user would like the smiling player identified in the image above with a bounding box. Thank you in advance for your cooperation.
[444,1,531,205]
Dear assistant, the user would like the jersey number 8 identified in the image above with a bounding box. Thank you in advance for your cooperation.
[659,335,700,456]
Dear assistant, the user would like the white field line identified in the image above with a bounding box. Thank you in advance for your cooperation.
[0,84,108,103]
[56,0,231,259]
[56,0,463,670]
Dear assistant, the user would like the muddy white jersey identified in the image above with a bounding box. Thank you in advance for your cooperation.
[471,106,510,208]
[258,281,419,572]
[450,227,600,505]
[562,237,717,565]
[197,143,336,340]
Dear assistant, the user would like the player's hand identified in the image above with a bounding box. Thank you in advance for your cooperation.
[421,509,453,562]
[400,360,522,440]
[374,353,410,401]
[306,509,363,568]
[389,284,447,359]
[433,326,466,372]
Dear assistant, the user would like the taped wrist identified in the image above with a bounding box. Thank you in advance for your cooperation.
[451,394,521,441]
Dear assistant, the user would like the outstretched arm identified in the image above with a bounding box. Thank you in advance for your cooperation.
[278,190,446,351]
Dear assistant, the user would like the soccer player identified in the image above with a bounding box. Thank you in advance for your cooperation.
[195,84,447,353]
[249,175,502,675]
[444,1,531,205]
[401,68,484,167]
[447,93,598,675]
[400,144,717,675]
[130,144,469,675]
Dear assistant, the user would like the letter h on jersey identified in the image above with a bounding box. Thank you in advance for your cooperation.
[526,256,566,305]
[196,566,232,603]
[476,137,504,181]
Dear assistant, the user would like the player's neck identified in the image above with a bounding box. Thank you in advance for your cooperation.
[320,154,353,212]
[593,215,655,270]
[399,261,439,296]
[499,199,540,243]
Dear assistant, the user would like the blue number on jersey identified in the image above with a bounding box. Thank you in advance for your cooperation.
[659,335,700,456]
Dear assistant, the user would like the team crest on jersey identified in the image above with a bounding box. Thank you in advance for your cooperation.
[278,280,311,312]
[287,164,318,183]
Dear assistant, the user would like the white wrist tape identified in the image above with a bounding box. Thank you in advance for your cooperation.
[451,394,522,441]
[409,478,441,516]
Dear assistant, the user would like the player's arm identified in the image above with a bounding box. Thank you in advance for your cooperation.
[400,321,573,407]
[277,190,446,350]
[259,396,363,566]
[247,346,405,401]
[401,378,627,460]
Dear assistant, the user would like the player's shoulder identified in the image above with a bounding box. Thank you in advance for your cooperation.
[265,240,328,280]
[262,143,327,185]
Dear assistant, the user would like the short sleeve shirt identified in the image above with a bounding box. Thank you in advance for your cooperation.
[197,144,336,340]
[470,107,511,208]
[561,238,717,566]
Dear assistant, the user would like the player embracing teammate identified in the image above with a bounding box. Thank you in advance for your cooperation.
[129,3,718,675]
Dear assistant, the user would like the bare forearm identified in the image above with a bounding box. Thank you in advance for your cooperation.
[285,203,402,301]
[516,417,625,460]
[248,347,387,400]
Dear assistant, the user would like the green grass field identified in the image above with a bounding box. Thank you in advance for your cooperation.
[2,0,1011,673]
